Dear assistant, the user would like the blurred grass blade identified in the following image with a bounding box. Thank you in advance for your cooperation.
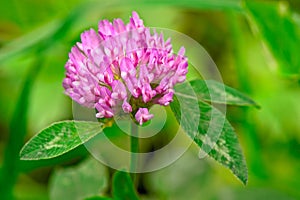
[0,56,42,199]
[170,83,248,185]
[0,0,243,63]
[190,79,259,108]
[50,158,108,200]
[112,171,139,200]
[84,197,113,200]
[0,20,60,62]
[245,1,300,76]
[122,0,243,11]
[0,2,91,62]
[227,12,268,178]
[20,121,105,160]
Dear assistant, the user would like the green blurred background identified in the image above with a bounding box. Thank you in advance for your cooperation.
[0,0,300,199]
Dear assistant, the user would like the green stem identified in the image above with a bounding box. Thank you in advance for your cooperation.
[130,122,139,183]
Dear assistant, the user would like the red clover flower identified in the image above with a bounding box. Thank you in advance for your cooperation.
[63,11,188,125]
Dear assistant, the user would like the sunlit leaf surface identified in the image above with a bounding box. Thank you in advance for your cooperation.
[190,79,259,107]
[20,121,104,160]
[170,83,248,184]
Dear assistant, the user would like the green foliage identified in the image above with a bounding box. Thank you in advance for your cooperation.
[85,197,113,200]
[49,157,108,200]
[0,2,91,62]
[0,0,300,199]
[190,79,259,107]
[19,144,89,172]
[112,171,139,200]
[20,121,105,160]
[147,151,297,200]
[122,0,243,11]
[245,1,300,76]
[0,54,43,199]
[170,81,254,184]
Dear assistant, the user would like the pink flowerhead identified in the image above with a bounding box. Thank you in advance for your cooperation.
[63,11,188,125]
[135,108,154,125]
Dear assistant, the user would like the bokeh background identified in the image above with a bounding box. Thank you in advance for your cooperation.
[0,0,300,199]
